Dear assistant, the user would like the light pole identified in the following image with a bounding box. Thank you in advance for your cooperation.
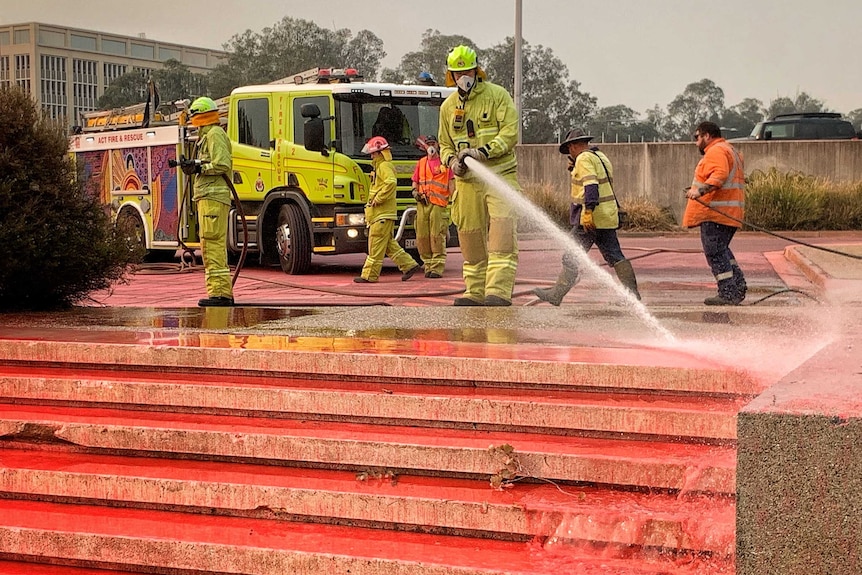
[514,0,523,144]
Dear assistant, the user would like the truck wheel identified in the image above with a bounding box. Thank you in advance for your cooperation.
[275,203,312,274]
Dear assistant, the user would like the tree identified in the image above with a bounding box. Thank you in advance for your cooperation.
[481,38,596,144]
[152,59,209,104]
[0,86,136,310]
[209,17,385,97]
[847,108,862,130]
[644,105,673,141]
[587,105,641,143]
[666,79,725,140]
[98,70,148,108]
[765,92,829,119]
[381,29,475,86]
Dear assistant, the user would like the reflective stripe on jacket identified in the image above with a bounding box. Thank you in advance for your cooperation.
[682,138,745,229]
[438,80,519,181]
[414,156,451,207]
[571,149,618,229]
[366,156,398,225]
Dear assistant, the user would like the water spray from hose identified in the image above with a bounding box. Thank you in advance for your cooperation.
[462,157,676,343]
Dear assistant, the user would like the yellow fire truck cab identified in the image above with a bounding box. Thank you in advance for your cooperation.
[71,68,455,274]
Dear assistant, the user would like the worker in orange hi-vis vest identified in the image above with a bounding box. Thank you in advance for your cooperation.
[683,121,747,306]
[411,135,453,278]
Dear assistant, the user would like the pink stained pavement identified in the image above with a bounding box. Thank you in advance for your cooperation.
[84,233,861,308]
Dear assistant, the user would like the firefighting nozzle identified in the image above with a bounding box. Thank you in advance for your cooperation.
[458,147,488,163]
[168,156,201,175]
[450,157,468,178]
[181,158,202,175]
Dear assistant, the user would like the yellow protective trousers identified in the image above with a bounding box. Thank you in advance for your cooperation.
[360,219,418,281]
[451,176,519,301]
[415,202,449,275]
[197,198,233,299]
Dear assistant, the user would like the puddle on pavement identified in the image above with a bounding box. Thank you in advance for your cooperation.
[1,307,317,331]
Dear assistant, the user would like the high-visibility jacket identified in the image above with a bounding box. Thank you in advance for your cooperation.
[683,138,745,229]
[192,124,233,206]
[365,155,398,225]
[571,148,619,229]
[438,79,519,182]
[413,156,451,207]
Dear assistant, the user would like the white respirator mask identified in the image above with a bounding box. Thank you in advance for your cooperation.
[426,146,438,156]
[456,74,475,93]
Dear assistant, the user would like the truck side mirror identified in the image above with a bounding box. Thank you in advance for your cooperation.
[304,117,326,153]
[763,129,772,141]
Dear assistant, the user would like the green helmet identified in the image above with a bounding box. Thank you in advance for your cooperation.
[447,45,478,72]
[189,97,217,116]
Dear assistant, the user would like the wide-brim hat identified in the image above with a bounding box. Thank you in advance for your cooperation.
[558,128,593,154]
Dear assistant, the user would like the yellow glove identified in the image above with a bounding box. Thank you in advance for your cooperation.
[580,209,596,231]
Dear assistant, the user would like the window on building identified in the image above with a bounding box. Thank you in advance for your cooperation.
[159,47,181,61]
[15,54,31,94]
[101,38,126,56]
[237,98,270,149]
[40,54,67,120]
[184,51,206,67]
[103,62,127,89]
[73,59,98,123]
[70,34,97,51]
[39,29,65,47]
[0,57,9,88]
[130,43,154,59]
[13,29,30,44]
[0,31,10,46]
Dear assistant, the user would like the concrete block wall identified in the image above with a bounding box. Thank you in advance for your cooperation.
[517,141,862,223]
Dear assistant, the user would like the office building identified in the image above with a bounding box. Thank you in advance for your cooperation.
[0,22,227,125]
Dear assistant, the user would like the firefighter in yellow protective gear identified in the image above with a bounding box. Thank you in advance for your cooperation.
[411,135,453,278]
[184,96,234,307]
[438,45,520,306]
[354,136,420,283]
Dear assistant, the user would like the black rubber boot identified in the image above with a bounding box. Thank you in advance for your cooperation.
[532,267,578,306]
[613,259,641,300]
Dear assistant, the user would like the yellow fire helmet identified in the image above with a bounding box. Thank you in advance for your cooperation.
[189,97,218,116]
[445,45,487,87]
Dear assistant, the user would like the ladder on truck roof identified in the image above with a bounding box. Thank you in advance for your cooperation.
[80,96,229,133]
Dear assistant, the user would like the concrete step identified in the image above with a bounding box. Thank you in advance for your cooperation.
[0,499,734,575]
[0,335,762,395]
[0,447,735,554]
[0,560,142,574]
[0,404,736,492]
[0,366,748,440]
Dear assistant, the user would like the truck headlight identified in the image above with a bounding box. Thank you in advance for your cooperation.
[336,213,366,226]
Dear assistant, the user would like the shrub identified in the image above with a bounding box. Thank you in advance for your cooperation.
[744,168,826,230]
[817,181,862,231]
[519,182,571,232]
[619,196,678,232]
[519,182,678,233]
[0,86,138,311]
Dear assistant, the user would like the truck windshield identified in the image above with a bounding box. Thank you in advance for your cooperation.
[335,96,443,160]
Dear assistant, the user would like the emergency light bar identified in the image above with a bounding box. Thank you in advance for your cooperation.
[283,67,362,85]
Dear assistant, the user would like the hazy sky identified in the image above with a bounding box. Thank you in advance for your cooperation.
[3,0,861,115]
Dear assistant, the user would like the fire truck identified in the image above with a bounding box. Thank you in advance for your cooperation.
[70,68,455,274]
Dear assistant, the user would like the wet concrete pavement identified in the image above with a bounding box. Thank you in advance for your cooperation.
[76,231,860,310]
